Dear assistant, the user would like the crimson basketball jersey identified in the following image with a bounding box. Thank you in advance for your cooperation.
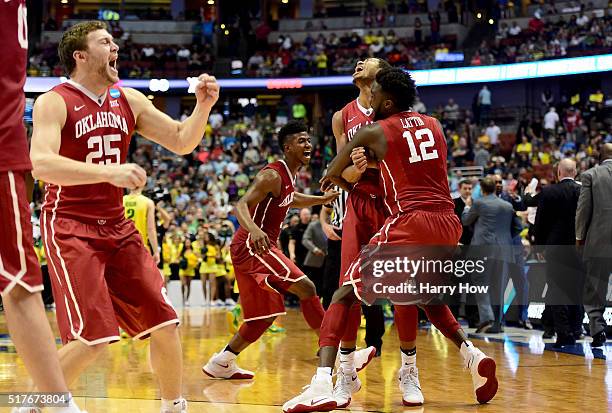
[232,160,296,248]
[41,81,136,223]
[377,111,454,215]
[0,0,30,172]
[341,99,374,141]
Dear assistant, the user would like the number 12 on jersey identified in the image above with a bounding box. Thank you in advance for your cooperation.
[403,128,439,164]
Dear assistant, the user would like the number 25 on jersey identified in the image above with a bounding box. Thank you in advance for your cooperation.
[85,134,121,165]
[403,128,439,164]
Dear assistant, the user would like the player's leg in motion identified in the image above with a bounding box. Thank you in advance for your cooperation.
[419,301,498,404]
[0,171,83,413]
[204,276,325,379]
[393,305,424,406]
[283,283,359,412]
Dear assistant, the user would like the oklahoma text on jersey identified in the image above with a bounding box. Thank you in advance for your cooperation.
[75,111,129,140]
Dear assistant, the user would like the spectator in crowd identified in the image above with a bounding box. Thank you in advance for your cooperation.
[534,159,584,347]
[302,217,327,295]
[544,107,560,138]
[478,85,492,125]
[576,143,612,348]
[485,120,501,147]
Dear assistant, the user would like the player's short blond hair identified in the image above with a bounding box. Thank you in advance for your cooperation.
[58,20,107,76]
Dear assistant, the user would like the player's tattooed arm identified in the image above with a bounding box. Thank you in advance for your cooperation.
[321,123,387,191]
[30,92,146,188]
[235,169,281,255]
[124,74,219,155]
[290,191,340,208]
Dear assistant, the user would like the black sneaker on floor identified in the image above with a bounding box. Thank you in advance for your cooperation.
[591,331,607,347]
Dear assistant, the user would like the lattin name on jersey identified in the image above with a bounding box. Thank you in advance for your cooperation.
[75,111,129,139]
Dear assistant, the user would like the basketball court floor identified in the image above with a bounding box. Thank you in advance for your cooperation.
[0,307,610,412]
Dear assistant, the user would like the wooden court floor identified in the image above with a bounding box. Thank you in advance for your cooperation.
[0,307,609,412]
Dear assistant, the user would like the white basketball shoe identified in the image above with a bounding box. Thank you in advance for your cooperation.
[333,367,361,408]
[399,365,424,406]
[282,374,337,413]
[353,346,377,372]
[460,341,498,404]
[202,352,255,379]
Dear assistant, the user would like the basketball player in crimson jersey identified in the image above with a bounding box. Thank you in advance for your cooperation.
[328,57,423,408]
[284,69,498,412]
[29,21,219,413]
[0,3,85,413]
[202,121,339,379]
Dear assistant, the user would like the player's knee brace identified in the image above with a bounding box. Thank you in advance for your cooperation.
[238,318,274,343]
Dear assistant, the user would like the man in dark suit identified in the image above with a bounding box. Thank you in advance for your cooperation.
[534,159,584,347]
[453,179,478,327]
[463,176,521,333]
[576,143,612,347]
[496,174,531,329]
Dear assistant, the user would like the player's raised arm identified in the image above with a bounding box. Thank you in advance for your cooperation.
[124,74,219,155]
[321,123,387,191]
[235,169,281,255]
[30,92,146,188]
[290,191,339,208]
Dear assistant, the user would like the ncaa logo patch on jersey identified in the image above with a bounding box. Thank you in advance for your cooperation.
[109,88,121,98]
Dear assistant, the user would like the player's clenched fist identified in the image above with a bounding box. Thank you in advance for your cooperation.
[195,73,220,110]
[107,163,147,189]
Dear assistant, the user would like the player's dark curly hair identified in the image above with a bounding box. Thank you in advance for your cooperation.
[278,120,308,149]
[375,68,417,111]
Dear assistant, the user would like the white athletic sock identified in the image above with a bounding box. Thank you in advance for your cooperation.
[339,349,356,373]
[460,340,474,360]
[161,397,186,412]
[400,349,417,368]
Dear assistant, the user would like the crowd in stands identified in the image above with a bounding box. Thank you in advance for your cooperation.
[484,9,612,65]
[29,2,611,78]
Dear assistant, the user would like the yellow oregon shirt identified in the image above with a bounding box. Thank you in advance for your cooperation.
[123,193,150,247]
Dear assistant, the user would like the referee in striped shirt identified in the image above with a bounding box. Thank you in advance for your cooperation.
[320,188,347,308]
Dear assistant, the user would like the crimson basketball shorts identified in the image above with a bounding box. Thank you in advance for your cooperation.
[230,242,305,322]
[342,209,462,301]
[41,214,179,345]
[339,172,388,286]
[0,171,43,296]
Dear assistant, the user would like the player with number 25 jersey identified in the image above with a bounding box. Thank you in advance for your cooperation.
[42,82,135,222]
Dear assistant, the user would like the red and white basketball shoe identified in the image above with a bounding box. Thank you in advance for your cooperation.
[332,367,361,408]
[202,352,255,379]
[354,346,377,372]
[460,341,498,404]
[398,365,424,406]
[283,374,337,413]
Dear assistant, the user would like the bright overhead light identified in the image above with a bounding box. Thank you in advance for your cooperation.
[282,0,289,3]
[60,0,68,3]
[476,12,482,19]
[207,0,214,4]
[489,18,494,24]
[220,24,226,29]
[224,29,229,35]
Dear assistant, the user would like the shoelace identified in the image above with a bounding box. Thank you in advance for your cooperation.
[400,369,421,390]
